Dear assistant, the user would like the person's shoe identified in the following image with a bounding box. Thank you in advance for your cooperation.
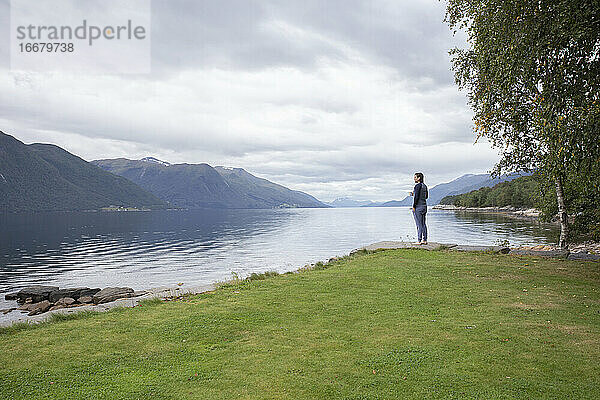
[421,241,428,245]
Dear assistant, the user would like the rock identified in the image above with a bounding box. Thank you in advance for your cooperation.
[78,296,93,304]
[509,249,569,258]
[16,286,59,303]
[49,288,89,303]
[27,300,51,316]
[452,245,510,254]
[77,288,101,299]
[360,241,457,251]
[17,303,36,312]
[49,304,65,311]
[4,292,18,301]
[92,287,135,304]
[1,308,16,315]
[567,252,600,261]
[56,297,76,306]
[24,297,33,304]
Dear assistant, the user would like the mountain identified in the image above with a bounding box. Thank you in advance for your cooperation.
[326,198,382,208]
[362,200,408,207]
[0,132,167,212]
[367,173,529,207]
[92,158,328,209]
[213,166,327,209]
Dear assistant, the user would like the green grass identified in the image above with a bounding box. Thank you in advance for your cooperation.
[1,249,599,399]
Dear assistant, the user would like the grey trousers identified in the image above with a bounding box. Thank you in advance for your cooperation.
[412,205,428,241]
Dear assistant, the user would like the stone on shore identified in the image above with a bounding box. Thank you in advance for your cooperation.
[78,296,93,304]
[15,286,59,303]
[27,300,51,316]
[358,241,457,252]
[452,245,510,254]
[17,303,36,312]
[78,288,101,298]
[508,249,569,258]
[48,288,92,303]
[93,287,135,304]
[4,293,18,301]
[567,252,600,261]
[56,297,76,306]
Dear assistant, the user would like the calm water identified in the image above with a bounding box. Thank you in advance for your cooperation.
[0,207,557,321]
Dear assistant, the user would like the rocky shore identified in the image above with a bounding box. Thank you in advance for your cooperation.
[0,284,214,327]
[3,238,598,328]
[2,286,142,317]
[357,241,600,260]
[432,204,543,220]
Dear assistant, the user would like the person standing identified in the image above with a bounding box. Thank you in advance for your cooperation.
[411,172,428,245]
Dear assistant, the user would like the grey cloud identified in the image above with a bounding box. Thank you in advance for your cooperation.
[0,0,496,202]
[149,0,461,86]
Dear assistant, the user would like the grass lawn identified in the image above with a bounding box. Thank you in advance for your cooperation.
[1,249,599,399]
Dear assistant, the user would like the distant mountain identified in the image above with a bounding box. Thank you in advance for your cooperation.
[326,198,382,208]
[213,166,327,209]
[92,158,328,209]
[362,200,408,207]
[0,132,167,212]
[367,173,529,207]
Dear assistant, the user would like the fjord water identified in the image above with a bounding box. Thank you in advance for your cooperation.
[0,207,557,321]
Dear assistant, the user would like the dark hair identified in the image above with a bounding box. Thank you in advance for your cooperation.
[414,172,424,183]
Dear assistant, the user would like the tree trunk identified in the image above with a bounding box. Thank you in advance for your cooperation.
[555,176,569,249]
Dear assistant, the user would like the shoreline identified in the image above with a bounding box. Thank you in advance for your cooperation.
[2,240,599,328]
[431,204,551,223]
[0,284,215,328]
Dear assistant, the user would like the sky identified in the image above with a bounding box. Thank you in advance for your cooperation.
[0,0,500,202]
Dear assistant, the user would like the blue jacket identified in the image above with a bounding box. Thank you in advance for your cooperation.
[413,182,428,208]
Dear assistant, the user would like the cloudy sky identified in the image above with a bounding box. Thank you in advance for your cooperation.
[0,0,500,202]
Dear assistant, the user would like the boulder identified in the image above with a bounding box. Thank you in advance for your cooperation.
[4,293,18,301]
[567,252,600,261]
[49,288,89,303]
[56,297,76,306]
[452,245,510,254]
[509,249,569,258]
[92,287,135,304]
[1,308,16,315]
[49,304,65,311]
[78,296,93,304]
[17,302,37,312]
[16,286,59,303]
[77,288,101,299]
[27,300,51,316]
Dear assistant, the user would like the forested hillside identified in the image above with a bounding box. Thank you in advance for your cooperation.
[439,176,539,208]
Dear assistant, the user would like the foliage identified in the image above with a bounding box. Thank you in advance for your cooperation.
[247,270,280,281]
[0,250,599,398]
[445,0,600,244]
[440,175,540,208]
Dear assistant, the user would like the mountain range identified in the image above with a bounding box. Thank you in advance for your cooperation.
[344,173,528,208]
[388,173,526,206]
[92,158,327,209]
[0,131,166,212]
[0,130,526,213]
[325,198,382,208]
